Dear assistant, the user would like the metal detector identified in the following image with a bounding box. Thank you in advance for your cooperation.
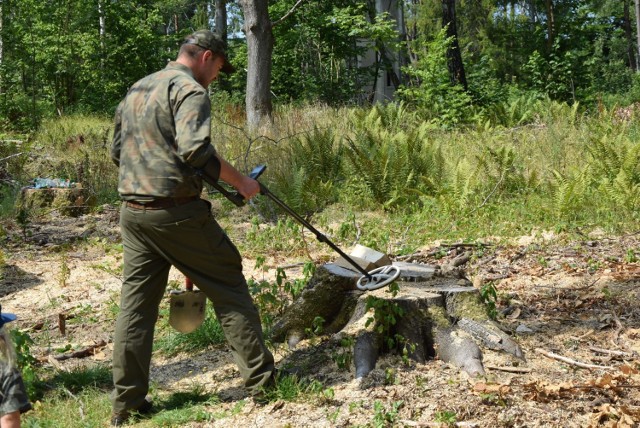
[219,165,400,290]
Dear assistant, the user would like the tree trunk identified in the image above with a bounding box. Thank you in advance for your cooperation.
[636,0,640,72]
[214,0,227,40]
[526,0,536,23]
[545,0,555,53]
[0,0,3,69]
[441,0,468,91]
[239,0,273,129]
[98,0,105,70]
[624,0,637,71]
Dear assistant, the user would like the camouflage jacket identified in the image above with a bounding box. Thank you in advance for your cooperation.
[111,62,216,201]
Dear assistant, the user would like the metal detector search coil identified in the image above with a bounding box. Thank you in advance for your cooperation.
[356,265,401,291]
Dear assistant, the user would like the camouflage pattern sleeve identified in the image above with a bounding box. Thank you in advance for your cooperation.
[111,100,124,167]
[172,88,216,169]
[0,365,32,416]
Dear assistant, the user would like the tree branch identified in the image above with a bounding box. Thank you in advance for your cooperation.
[535,348,613,370]
[272,0,306,27]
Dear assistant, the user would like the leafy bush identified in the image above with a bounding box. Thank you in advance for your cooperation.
[397,27,475,127]
[10,329,41,399]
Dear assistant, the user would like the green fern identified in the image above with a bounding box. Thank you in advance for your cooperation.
[343,114,444,208]
[483,92,541,127]
[551,169,589,218]
[475,145,535,198]
[600,169,640,211]
[439,158,477,213]
[586,134,640,214]
[271,126,342,213]
[587,135,626,182]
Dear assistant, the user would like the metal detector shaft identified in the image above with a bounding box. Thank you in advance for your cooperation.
[259,185,373,281]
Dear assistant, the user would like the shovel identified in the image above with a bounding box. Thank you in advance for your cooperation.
[169,276,206,333]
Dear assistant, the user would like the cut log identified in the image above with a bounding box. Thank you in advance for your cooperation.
[338,282,484,377]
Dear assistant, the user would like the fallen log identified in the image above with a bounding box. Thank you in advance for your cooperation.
[53,340,107,361]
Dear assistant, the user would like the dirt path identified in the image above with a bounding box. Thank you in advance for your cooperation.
[1,209,639,427]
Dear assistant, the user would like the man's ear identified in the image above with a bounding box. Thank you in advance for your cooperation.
[201,50,213,63]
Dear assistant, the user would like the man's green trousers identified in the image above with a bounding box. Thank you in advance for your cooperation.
[111,199,274,413]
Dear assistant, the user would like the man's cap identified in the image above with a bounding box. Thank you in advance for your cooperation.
[183,30,235,74]
[0,305,17,329]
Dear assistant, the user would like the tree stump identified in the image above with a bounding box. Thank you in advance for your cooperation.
[19,186,94,217]
[272,261,524,378]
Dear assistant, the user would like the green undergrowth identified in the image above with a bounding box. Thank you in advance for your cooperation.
[22,365,112,428]
[4,101,640,239]
[20,364,330,427]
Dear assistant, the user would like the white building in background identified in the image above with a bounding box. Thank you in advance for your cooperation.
[358,0,405,103]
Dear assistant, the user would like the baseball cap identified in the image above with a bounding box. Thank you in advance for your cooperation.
[0,305,17,329]
[183,30,236,74]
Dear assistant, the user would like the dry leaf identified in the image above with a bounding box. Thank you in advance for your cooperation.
[506,307,521,319]
[619,365,636,375]
[473,382,511,395]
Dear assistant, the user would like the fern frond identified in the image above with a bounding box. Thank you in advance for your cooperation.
[551,168,589,218]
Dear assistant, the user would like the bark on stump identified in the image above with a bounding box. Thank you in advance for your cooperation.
[271,262,523,378]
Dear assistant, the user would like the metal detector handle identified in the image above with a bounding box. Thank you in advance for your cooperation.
[257,180,373,281]
[210,164,267,207]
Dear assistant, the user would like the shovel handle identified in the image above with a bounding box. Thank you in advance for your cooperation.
[185,276,194,291]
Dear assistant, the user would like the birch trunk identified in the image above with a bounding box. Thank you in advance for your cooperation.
[98,0,105,69]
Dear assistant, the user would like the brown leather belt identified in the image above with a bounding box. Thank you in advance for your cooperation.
[125,196,200,210]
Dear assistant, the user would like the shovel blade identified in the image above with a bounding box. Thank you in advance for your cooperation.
[169,290,206,333]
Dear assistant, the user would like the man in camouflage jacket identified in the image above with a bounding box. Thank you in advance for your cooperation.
[110,30,274,426]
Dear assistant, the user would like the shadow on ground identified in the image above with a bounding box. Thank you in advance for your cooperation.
[1,264,44,298]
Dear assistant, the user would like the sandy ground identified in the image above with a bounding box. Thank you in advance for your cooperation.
[1,207,639,427]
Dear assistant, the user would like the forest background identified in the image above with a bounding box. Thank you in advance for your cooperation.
[2,0,640,130]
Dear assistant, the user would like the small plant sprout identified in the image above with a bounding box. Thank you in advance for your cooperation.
[480,281,498,320]
[58,251,71,288]
[434,409,457,426]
